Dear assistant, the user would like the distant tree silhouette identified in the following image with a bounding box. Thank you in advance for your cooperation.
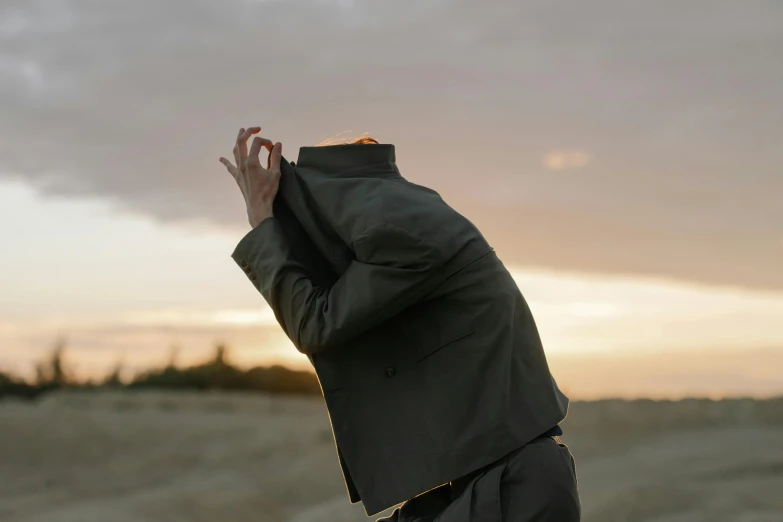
[101,360,125,387]
[35,335,73,389]
[213,343,228,366]
[128,342,321,395]
[0,369,40,399]
[166,344,180,370]
[2,336,322,399]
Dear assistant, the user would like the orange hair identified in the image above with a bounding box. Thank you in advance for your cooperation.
[315,132,379,146]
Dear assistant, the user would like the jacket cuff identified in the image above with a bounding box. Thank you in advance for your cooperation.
[231,216,291,298]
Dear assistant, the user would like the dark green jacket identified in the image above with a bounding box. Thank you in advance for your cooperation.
[231,144,569,516]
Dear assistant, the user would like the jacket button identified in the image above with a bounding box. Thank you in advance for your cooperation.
[249,273,257,281]
[290,161,296,167]
[240,260,248,268]
[384,367,396,378]
[244,265,252,273]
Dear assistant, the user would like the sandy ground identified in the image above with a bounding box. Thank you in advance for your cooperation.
[1,391,782,522]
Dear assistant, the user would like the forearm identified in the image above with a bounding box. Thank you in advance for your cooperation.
[231,217,323,350]
[231,218,443,354]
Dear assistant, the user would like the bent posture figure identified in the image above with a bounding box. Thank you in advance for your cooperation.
[220,127,581,521]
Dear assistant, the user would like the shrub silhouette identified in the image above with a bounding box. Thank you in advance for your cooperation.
[129,344,320,395]
[0,337,321,401]
[101,361,125,388]
[0,370,40,400]
[35,335,74,389]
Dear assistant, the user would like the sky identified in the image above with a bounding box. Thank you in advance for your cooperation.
[1,0,782,398]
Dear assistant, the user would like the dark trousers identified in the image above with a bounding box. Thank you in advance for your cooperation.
[376,435,581,522]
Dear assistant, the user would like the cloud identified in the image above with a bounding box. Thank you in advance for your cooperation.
[542,150,592,171]
[1,0,782,291]
[509,266,783,355]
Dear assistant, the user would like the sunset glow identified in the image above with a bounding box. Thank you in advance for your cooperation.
[2,179,781,397]
[2,0,781,400]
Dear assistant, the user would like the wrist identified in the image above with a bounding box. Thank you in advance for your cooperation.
[251,212,274,229]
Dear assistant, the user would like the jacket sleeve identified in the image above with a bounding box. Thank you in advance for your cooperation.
[231,216,445,354]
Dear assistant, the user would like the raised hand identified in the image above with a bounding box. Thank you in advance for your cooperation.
[219,126,282,228]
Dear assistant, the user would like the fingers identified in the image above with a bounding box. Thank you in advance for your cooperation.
[219,157,238,177]
[268,142,282,172]
[227,127,279,180]
[236,126,261,168]
[249,136,274,165]
[232,128,245,167]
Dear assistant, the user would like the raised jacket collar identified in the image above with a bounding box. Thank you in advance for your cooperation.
[296,144,396,174]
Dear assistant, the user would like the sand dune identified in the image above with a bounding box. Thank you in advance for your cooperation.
[1,391,781,521]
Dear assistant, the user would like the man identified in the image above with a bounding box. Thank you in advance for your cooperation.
[219,126,580,521]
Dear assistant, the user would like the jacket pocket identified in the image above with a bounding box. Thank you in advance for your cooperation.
[415,329,475,364]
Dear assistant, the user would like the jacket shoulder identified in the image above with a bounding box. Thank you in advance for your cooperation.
[377,180,487,261]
